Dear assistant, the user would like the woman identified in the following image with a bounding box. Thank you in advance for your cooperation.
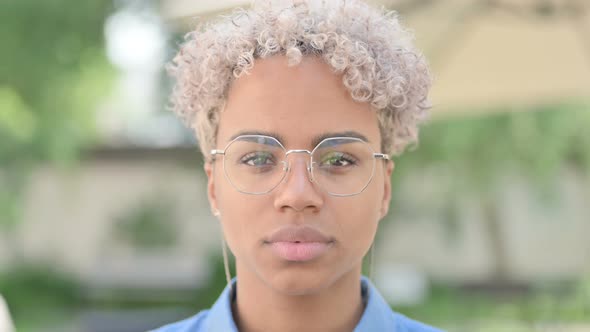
[155,0,440,331]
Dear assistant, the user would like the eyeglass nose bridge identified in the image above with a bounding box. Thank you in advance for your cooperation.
[283,149,313,179]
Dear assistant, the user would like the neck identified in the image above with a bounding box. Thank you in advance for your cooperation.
[232,264,365,332]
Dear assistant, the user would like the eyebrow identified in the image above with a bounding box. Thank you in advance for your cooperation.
[229,130,287,144]
[228,130,370,147]
[310,131,369,148]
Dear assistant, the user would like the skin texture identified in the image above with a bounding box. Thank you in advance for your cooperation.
[204,55,394,332]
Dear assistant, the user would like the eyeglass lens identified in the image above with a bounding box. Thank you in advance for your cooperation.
[221,135,376,196]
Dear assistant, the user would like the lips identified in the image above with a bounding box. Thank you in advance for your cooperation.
[266,225,333,243]
[265,225,334,262]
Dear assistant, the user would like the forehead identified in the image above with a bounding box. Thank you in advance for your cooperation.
[217,55,381,149]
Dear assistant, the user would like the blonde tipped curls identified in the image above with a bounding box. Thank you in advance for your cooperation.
[168,0,432,158]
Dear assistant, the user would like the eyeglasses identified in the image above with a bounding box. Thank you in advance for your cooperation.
[211,135,389,197]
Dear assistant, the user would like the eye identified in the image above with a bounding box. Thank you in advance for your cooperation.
[318,151,357,168]
[241,151,276,167]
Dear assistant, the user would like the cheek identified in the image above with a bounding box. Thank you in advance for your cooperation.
[215,173,267,256]
[331,192,381,251]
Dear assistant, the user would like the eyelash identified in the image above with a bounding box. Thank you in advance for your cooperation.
[319,153,358,166]
[240,152,276,166]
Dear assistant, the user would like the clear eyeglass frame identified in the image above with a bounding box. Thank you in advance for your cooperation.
[210,134,390,197]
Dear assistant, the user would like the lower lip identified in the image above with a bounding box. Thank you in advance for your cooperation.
[270,242,331,262]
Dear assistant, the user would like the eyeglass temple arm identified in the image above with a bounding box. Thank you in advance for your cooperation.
[374,153,390,160]
[211,149,225,155]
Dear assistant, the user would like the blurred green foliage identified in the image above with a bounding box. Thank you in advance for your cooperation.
[0,0,115,164]
[394,102,590,193]
[0,264,83,328]
[113,195,179,250]
[0,0,116,229]
[396,274,590,328]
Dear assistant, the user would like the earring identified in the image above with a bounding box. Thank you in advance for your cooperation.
[213,209,221,218]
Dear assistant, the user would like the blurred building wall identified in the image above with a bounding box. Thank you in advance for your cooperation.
[1,148,216,290]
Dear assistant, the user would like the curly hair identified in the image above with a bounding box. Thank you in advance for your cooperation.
[168,0,432,158]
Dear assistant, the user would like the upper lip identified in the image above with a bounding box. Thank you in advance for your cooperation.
[266,225,333,243]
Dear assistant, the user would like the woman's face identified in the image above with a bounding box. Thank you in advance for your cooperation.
[205,55,393,295]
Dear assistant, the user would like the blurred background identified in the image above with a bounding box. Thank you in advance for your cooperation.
[1,0,589,331]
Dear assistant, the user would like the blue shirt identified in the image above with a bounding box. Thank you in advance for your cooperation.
[153,277,443,332]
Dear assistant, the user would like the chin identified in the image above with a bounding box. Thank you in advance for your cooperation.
[263,267,336,296]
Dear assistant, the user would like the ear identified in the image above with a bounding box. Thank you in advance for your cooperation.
[379,160,395,220]
[204,162,219,217]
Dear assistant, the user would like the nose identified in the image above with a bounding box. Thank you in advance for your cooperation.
[273,152,323,213]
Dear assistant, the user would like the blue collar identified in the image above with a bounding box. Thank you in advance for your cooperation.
[203,276,396,331]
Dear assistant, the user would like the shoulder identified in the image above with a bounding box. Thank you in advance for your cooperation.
[150,310,209,332]
[392,311,445,332]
